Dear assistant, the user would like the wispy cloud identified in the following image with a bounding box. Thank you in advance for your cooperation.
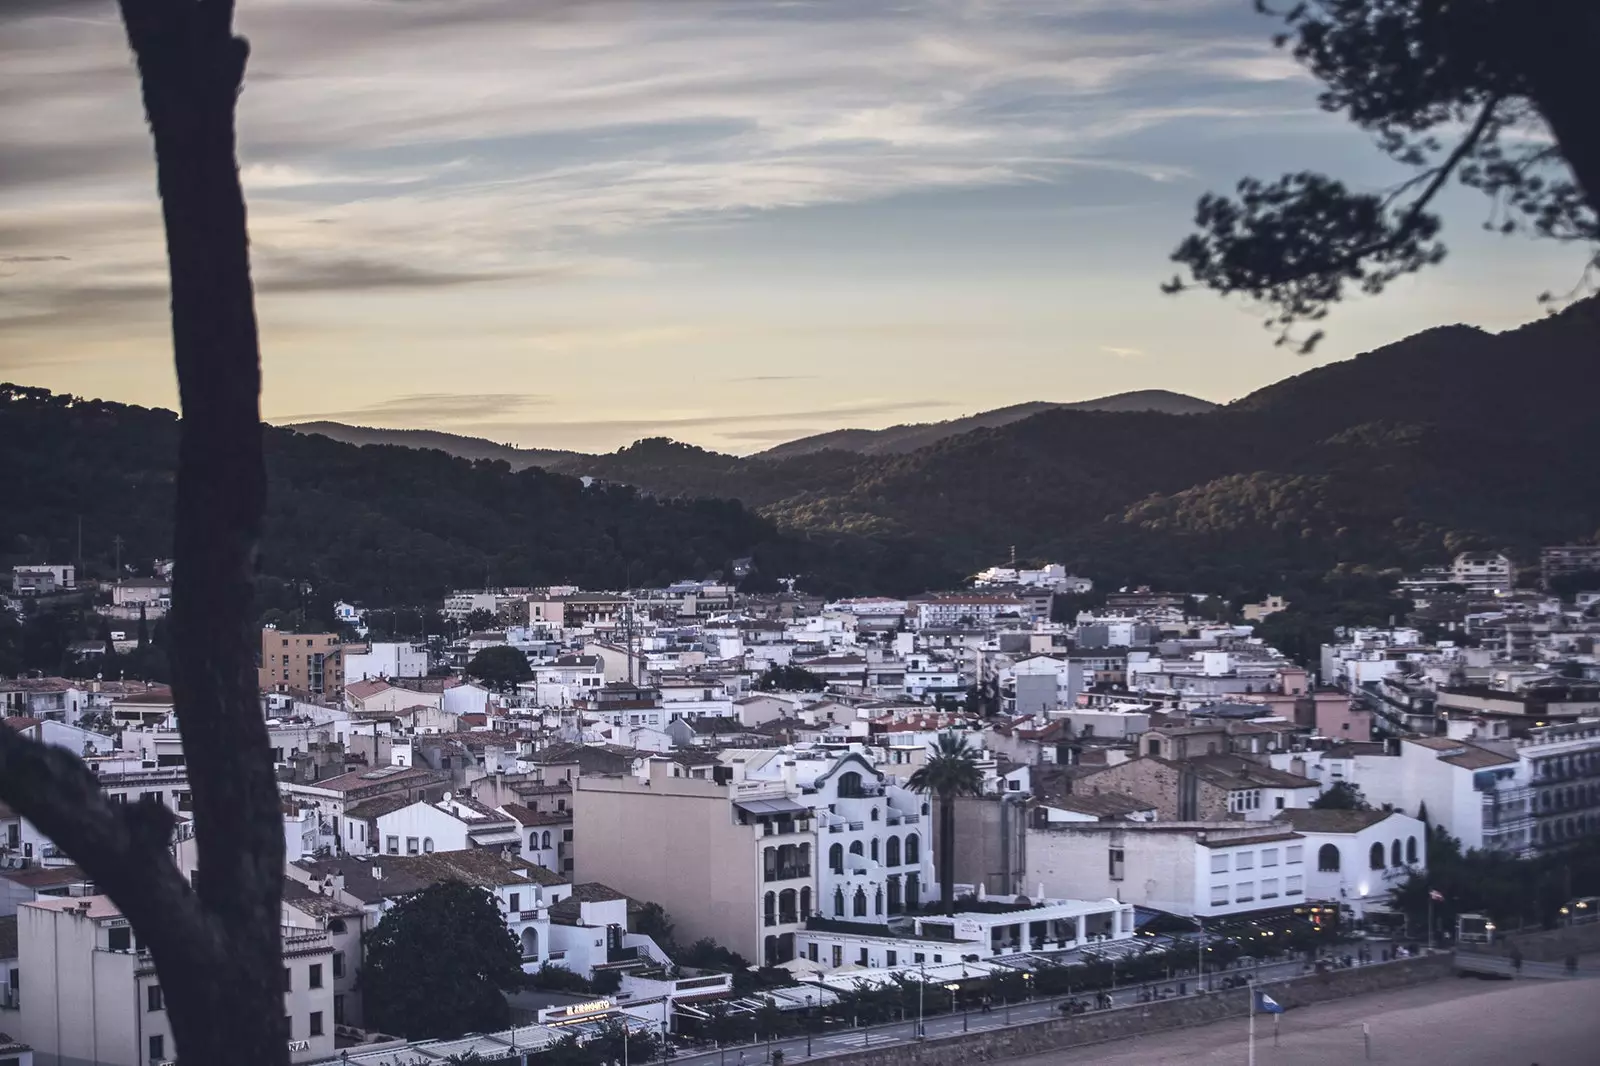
[1101,345,1144,358]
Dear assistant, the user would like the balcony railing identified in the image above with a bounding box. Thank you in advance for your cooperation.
[519,910,541,921]
[763,865,811,882]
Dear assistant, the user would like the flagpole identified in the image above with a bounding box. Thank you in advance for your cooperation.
[1248,987,1256,1066]
[1427,891,1435,951]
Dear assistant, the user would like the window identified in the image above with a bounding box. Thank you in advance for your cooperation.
[870,838,879,862]
[1260,878,1279,900]
[1285,845,1303,865]
[886,950,897,966]
[309,963,323,989]
[885,837,900,867]
[335,994,345,1025]
[423,837,434,854]
[1235,852,1254,871]
[1211,884,1229,906]
[386,836,399,855]
[1275,796,1286,809]
[563,829,573,842]
[829,843,844,874]
[1210,853,1230,874]
[1235,882,1255,903]
[1368,843,1385,870]
[328,918,347,935]
[509,892,521,913]
[1285,875,1304,896]
[914,952,925,963]
[1108,847,1125,881]
[284,967,292,991]
[333,951,345,979]
[149,1035,165,1062]
[406,837,420,855]
[1319,844,1341,872]
[1261,848,1279,868]
[108,926,131,952]
[858,948,869,965]
[1406,836,1419,864]
[1390,839,1402,867]
[832,945,843,968]
[905,834,920,863]
[147,984,163,1011]
[310,1011,324,1037]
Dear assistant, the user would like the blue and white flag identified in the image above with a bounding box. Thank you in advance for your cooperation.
[1255,991,1285,1014]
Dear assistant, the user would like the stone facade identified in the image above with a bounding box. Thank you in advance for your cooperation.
[1078,756,1231,821]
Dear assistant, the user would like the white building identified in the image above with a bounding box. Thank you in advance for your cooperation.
[343,643,428,682]
[1280,809,1425,920]
[1451,552,1515,593]
[795,895,1134,972]
[1026,820,1311,918]
[372,795,522,858]
[15,896,335,1066]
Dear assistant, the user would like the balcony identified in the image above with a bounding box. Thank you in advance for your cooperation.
[763,864,811,883]
[608,946,640,964]
[519,909,541,921]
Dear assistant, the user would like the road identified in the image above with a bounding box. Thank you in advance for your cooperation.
[671,956,1353,1066]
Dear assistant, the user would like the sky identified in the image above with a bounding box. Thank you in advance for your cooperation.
[0,0,1589,454]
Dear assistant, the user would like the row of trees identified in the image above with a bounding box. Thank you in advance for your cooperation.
[1390,824,1600,934]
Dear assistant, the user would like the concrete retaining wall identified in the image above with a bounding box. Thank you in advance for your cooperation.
[1465,923,1600,962]
[805,954,1455,1066]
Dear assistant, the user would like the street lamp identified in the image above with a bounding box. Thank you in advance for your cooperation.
[804,995,814,1058]
[945,983,965,1032]
[917,962,926,1038]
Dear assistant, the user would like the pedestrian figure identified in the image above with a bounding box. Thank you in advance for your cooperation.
[1510,945,1524,974]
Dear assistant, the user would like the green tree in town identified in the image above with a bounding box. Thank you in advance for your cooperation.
[1311,781,1373,810]
[1165,0,1599,351]
[755,664,826,692]
[908,732,986,915]
[362,881,526,1039]
[467,645,533,691]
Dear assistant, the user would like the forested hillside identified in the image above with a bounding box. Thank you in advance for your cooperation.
[0,385,948,603]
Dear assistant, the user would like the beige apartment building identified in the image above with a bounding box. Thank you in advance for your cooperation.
[15,896,335,1066]
[575,760,814,964]
[260,628,345,697]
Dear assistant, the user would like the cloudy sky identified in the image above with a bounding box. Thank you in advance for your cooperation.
[0,0,1587,453]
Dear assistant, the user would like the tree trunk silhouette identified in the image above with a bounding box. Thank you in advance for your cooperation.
[0,2,284,1064]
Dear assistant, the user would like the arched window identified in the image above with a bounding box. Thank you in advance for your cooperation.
[837,772,864,798]
[833,887,845,916]
[870,808,880,822]
[328,918,347,935]
[764,891,777,927]
[800,886,812,918]
[829,843,844,874]
[849,840,863,857]
[530,832,539,851]
[886,836,901,867]
[521,926,540,960]
[422,837,434,854]
[874,887,883,916]
[1368,843,1384,870]
[905,833,920,864]
[1318,844,1341,872]
[779,888,797,924]
[870,838,880,863]
[853,887,868,917]
[1406,836,1418,864]
[1390,840,1402,867]
[542,830,551,848]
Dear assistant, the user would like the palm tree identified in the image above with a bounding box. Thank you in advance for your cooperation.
[908,731,985,915]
